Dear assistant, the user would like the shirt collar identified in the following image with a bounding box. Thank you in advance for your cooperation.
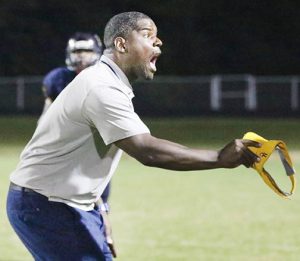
[100,55,132,90]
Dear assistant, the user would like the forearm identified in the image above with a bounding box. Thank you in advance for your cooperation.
[116,134,221,171]
[137,139,220,170]
[115,133,260,170]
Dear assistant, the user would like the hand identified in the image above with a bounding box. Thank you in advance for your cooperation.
[218,139,261,168]
[101,211,117,258]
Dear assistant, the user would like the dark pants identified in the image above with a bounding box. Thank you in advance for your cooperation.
[6,184,112,261]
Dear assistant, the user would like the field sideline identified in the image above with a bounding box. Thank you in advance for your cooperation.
[1,116,300,261]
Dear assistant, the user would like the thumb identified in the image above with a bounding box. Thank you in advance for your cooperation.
[242,139,262,148]
[106,236,117,258]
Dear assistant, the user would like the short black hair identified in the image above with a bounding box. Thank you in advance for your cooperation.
[103,11,150,49]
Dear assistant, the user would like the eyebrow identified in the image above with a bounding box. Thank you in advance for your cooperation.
[138,27,152,31]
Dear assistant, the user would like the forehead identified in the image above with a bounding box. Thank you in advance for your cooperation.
[136,18,157,33]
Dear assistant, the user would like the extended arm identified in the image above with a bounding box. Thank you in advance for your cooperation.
[115,133,260,170]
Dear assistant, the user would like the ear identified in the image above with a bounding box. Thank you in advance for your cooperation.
[114,37,127,53]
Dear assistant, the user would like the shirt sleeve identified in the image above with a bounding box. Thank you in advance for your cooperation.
[82,85,150,145]
[43,71,56,98]
[43,68,75,101]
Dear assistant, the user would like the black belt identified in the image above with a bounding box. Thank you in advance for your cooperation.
[10,182,37,193]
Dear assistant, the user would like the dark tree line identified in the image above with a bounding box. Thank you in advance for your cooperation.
[1,0,300,76]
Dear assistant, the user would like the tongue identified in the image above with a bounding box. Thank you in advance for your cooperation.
[150,61,157,72]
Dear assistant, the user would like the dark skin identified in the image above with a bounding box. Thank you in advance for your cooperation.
[104,18,261,170]
[103,18,261,257]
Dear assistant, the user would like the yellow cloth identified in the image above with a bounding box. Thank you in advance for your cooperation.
[243,132,296,199]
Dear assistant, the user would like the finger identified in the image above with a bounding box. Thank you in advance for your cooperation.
[243,145,260,160]
[241,155,254,168]
[241,139,262,148]
[240,152,253,168]
[106,236,117,258]
[240,147,260,167]
[108,242,117,258]
[238,140,261,160]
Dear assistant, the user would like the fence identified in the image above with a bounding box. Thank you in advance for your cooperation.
[0,76,44,114]
[0,75,299,116]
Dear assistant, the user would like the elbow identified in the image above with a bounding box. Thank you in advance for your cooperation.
[115,134,163,167]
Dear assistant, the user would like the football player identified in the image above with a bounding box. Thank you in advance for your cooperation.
[41,32,103,114]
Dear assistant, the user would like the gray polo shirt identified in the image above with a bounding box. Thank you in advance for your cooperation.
[10,55,150,211]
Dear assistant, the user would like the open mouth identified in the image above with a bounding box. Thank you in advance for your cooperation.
[149,57,157,72]
[149,52,161,73]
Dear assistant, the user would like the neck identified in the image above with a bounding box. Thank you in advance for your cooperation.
[103,50,137,83]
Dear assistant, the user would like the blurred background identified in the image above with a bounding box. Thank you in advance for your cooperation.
[1,0,300,117]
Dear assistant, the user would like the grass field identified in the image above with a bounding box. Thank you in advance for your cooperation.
[1,116,300,261]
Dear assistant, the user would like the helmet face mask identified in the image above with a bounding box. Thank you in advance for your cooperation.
[68,50,99,72]
[65,33,103,72]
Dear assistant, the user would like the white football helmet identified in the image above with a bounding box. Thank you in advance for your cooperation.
[65,32,103,72]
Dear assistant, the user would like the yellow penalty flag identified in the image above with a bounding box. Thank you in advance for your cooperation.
[243,132,296,199]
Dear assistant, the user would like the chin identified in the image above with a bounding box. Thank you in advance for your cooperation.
[136,67,155,81]
[144,70,155,80]
[145,74,154,80]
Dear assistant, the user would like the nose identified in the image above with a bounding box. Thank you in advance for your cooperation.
[155,37,163,47]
